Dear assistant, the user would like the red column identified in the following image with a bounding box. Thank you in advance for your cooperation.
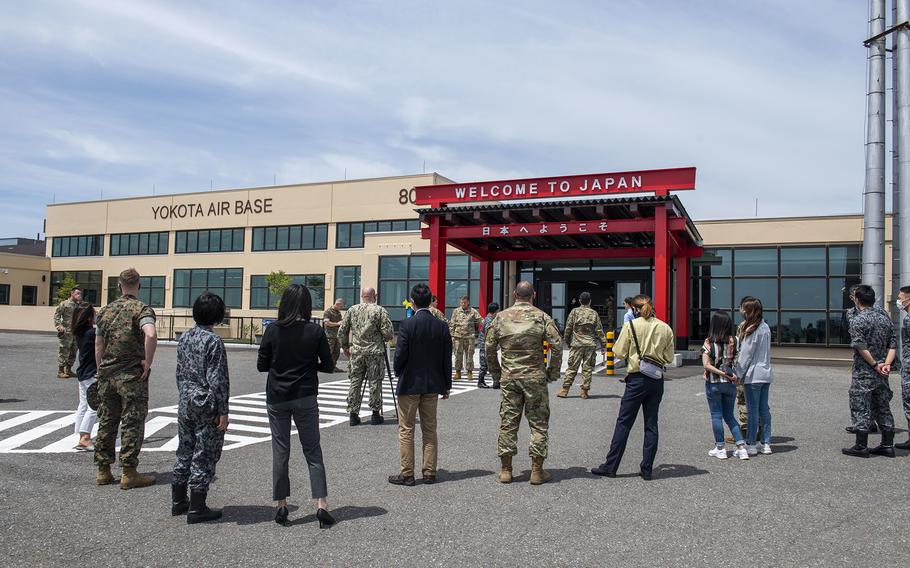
[654,204,669,322]
[428,216,447,311]
[478,260,494,316]
[674,253,690,349]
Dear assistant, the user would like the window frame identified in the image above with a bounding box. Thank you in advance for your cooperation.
[174,229,244,254]
[251,224,328,252]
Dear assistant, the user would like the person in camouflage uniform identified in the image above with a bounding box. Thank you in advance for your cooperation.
[171,292,230,524]
[896,286,910,450]
[842,285,897,458]
[476,303,500,389]
[93,268,159,489]
[340,287,393,426]
[53,287,85,378]
[558,291,605,399]
[485,282,562,485]
[450,296,482,381]
[429,296,448,324]
[323,298,345,372]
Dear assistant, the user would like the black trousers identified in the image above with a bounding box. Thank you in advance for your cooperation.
[601,373,664,475]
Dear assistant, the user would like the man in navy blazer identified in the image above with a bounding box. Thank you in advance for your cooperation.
[388,283,453,486]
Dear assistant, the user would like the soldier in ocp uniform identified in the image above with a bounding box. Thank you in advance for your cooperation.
[323,298,345,372]
[450,296,482,381]
[429,296,448,324]
[842,284,897,458]
[53,286,85,378]
[558,291,606,399]
[485,282,563,485]
[340,287,393,426]
[93,268,159,489]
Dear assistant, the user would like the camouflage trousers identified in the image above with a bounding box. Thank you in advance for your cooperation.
[347,352,385,413]
[327,336,341,368]
[478,343,500,382]
[849,375,895,433]
[903,371,910,428]
[453,337,475,373]
[94,374,149,468]
[736,383,748,428]
[172,412,225,490]
[57,332,76,368]
[498,377,550,459]
[563,346,596,391]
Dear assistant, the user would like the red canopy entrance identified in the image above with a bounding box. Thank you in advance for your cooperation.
[414,167,702,346]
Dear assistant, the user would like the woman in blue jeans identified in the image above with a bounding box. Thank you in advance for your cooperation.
[733,298,774,456]
[701,311,749,460]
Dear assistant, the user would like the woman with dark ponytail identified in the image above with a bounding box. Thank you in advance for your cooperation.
[591,294,675,480]
[71,305,98,451]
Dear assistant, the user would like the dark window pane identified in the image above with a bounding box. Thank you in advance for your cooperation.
[377,221,391,232]
[302,226,315,249]
[176,232,187,253]
[139,233,149,254]
[364,222,377,233]
[829,276,861,310]
[734,310,779,342]
[734,278,778,308]
[289,226,302,249]
[380,281,408,306]
[781,278,826,310]
[445,279,469,303]
[198,231,209,253]
[250,275,266,288]
[407,220,420,231]
[225,269,242,287]
[174,270,190,288]
[734,248,777,276]
[251,288,270,309]
[149,288,164,308]
[779,311,827,344]
[265,227,277,250]
[253,228,264,251]
[828,313,852,345]
[693,278,732,310]
[315,225,327,249]
[380,257,408,279]
[781,247,825,276]
[409,256,429,280]
[160,233,169,254]
[337,224,350,248]
[276,226,289,250]
[351,223,364,247]
[110,236,119,256]
[191,269,208,286]
[187,232,198,253]
[224,288,242,309]
[209,230,221,252]
[447,255,469,279]
[173,287,190,308]
[829,245,862,275]
[392,221,406,232]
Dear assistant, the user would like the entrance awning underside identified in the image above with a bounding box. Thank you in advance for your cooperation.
[418,195,702,261]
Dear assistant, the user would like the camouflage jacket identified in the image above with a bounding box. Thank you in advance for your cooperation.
[484,301,563,381]
[848,306,896,379]
[478,313,497,345]
[96,295,156,381]
[429,306,448,324]
[176,325,230,417]
[564,306,605,348]
[901,312,910,371]
[54,299,85,332]
[450,306,482,339]
[322,306,342,338]
[339,302,393,355]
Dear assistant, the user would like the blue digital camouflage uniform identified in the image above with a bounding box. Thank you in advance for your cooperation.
[900,313,910,430]
[172,326,230,491]
[848,307,896,433]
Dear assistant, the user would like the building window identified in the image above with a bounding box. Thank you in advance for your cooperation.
[21,286,37,306]
[336,219,420,249]
[690,245,861,347]
[175,229,244,254]
[51,235,104,257]
[110,232,169,256]
[377,255,501,322]
[173,268,243,308]
[0,284,9,305]
[251,224,328,251]
[250,274,325,310]
[334,266,361,308]
[107,276,165,308]
[50,271,103,305]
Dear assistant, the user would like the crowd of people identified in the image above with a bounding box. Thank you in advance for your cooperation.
[53,267,910,528]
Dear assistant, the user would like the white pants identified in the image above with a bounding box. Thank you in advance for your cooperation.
[75,377,97,436]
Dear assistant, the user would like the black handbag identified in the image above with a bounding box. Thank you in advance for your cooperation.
[86,381,100,411]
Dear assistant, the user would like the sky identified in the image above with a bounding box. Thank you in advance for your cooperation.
[0,0,879,238]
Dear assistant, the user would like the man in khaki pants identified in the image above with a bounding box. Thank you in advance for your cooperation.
[388,284,453,486]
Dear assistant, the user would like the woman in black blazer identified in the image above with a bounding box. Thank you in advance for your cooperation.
[257,284,336,527]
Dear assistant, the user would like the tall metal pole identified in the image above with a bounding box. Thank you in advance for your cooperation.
[897,0,910,290]
[863,0,888,304]
[892,0,902,320]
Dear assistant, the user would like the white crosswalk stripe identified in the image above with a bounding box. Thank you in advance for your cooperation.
[0,377,479,453]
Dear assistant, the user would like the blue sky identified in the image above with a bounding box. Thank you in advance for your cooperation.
[0,0,875,238]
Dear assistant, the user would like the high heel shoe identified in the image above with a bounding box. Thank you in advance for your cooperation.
[316,508,335,529]
[275,506,289,526]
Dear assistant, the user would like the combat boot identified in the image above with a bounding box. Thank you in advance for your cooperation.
[371,411,384,425]
[556,387,569,398]
[580,388,590,399]
[120,466,155,489]
[498,455,513,484]
[349,413,361,426]
[869,430,896,457]
[57,366,68,379]
[465,371,473,382]
[65,367,75,378]
[187,489,222,524]
[171,482,189,515]
[491,377,500,389]
[454,371,462,382]
[841,432,871,458]
[96,464,115,486]
[530,456,551,485]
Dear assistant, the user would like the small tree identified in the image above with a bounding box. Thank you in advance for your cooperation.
[55,272,79,304]
[266,270,292,308]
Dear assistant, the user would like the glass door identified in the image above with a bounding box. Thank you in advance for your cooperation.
[549,281,567,331]
[615,281,643,331]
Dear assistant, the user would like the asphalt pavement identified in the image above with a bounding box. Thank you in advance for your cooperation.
[1,332,909,568]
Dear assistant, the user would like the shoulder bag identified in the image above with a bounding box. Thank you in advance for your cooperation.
[629,321,665,380]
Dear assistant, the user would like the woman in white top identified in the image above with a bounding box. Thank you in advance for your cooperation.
[733,297,774,456]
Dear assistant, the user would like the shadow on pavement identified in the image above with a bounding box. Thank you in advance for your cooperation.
[221,504,300,525]
[771,436,795,443]
[547,466,601,482]
[0,398,27,403]
[770,444,798,454]
[652,464,709,479]
[581,394,621,400]
[435,468,494,483]
[289,505,388,526]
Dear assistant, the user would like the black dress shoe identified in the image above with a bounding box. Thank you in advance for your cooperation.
[640,470,653,481]
[349,413,361,426]
[316,508,336,529]
[478,380,490,388]
[387,474,415,486]
[894,439,910,450]
[590,465,616,477]
[422,475,437,484]
[371,411,384,425]
[275,506,289,526]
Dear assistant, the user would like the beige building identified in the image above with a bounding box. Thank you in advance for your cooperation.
[0,173,886,350]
